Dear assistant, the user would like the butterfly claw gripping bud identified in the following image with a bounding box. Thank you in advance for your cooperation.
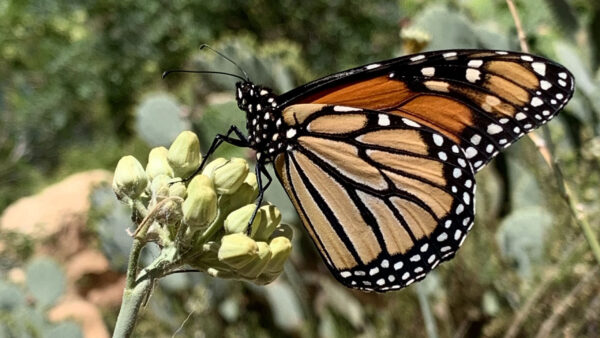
[182,175,218,230]
[213,158,249,195]
[146,146,174,179]
[167,131,201,178]
[113,155,148,200]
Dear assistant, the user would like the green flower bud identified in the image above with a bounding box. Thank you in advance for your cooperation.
[113,155,148,200]
[252,205,282,241]
[146,147,174,179]
[167,131,201,178]
[224,204,262,235]
[182,177,218,229]
[168,181,187,199]
[213,158,249,195]
[218,233,258,269]
[235,173,259,205]
[150,174,171,200]
[201,157,228,178]
[264,237,292,274]
[239,241,272,278]
[186,174,213,193]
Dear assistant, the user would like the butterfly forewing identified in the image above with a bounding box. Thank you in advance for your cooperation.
[274,104,475,291]
[279,50,574,172]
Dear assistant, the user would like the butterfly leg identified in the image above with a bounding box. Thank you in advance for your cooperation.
[182,125,249,182]
[245,162,273,236]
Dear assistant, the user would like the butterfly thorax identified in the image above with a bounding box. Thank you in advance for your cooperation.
[236,81,286,163]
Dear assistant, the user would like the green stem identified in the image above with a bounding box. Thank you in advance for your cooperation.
[113,275,152,338]
[416,284,438,338]
[542,128,600,265]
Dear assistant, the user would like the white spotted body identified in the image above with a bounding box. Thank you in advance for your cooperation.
[236,82,287,162]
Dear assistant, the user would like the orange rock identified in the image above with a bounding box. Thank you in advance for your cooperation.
[0,170,113,239]
[48,295,110,338]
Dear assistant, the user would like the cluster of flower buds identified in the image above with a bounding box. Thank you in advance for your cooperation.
[112,131,292,285]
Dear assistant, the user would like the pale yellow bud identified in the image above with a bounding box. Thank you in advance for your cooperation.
[239,241,272,278]
[218,233,258,269]
[145,147,174,179]
[168,181,187,199]
[252,205,282,241]
[264,237,292,274]
[150,174,171,200]
[167,131,200,178]
[224,204,262,235]
[182,179,218,229]
[213,158,249,194]
[112,155,148,200]
[201,157,228,178]
[186,174,213,193]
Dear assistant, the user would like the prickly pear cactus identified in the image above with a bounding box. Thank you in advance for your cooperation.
[0,257,83,338]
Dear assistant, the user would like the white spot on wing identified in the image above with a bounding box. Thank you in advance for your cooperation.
[521,55,534,61]
[531,62,546,76]
[378,114,390,126]
[540,80,552,90]
[466,68,481,83]
[531,97,543,107]
[410,55,425,61]
[468,59,483,68]
[443,52,457,58]
[465,147,477,159]
[365,63,381,70]
[487,124,502,135]
[402,118,421,128]
[334,106,361,112]
[421,67,435,77]
[433,134,444,146]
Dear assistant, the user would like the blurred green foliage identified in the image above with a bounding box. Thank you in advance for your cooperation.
[0,257,82,338]
[2,0,600,337]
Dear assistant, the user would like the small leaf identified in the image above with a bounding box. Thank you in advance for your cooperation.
[496,206,552,278]
[25,257,65,308]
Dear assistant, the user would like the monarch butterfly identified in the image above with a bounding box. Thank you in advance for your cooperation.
[168,48,574,292]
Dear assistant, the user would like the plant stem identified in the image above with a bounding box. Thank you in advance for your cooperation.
[505,0,600,266]
[416,284,438,338]
[113,275,152,338]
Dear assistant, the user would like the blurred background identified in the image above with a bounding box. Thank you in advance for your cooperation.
[1,0,599,337]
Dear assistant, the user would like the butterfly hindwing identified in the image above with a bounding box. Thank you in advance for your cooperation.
[274,104,476,292]
[277,50,574,172]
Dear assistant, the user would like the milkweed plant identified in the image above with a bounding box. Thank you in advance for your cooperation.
[111,131,292,338]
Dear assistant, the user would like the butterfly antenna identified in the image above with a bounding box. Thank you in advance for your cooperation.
[161,69,246,81]
[200,44,250,81]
